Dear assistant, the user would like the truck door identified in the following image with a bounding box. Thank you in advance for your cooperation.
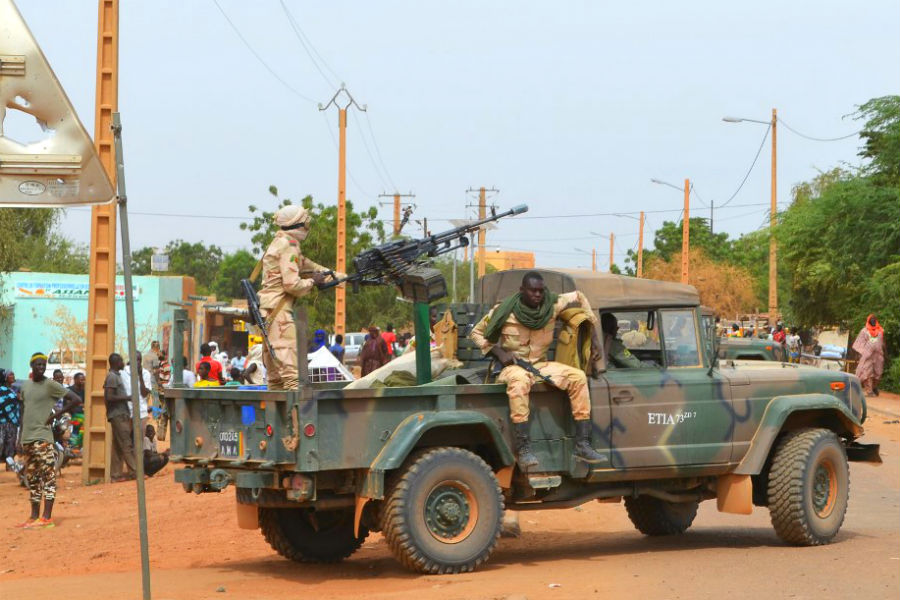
[605,308,733,469]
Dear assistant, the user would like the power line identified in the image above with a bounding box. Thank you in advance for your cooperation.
[362,111,399,192]
[277,0,343,86]
[212,0,316,103]
[777,116,860,142]
[278,1,400,198]
[718,124,771,208]
[349,111,393,191]
[279,0,339,90]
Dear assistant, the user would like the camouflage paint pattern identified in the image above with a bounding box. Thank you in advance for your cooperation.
[166,269,872,516]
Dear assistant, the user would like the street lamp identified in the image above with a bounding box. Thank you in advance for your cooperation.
[723,108,778,320]
[651,177,691,284]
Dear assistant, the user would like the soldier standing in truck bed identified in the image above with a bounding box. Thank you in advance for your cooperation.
[258,205,341,390]
[470,271,604,468]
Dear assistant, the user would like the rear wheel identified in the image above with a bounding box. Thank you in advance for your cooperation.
[259,507,368,563]
[381,447,503,574]
[767,428,849,545]
[624,496,699,536]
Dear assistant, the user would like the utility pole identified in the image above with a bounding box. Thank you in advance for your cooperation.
[637,211,645,278]
[466,186,499,279]
[379,191,415,236]
[320,85,365,335]
[84,0,118,485]
[723,108,780,318]
[591,248,597,272]
[709,200,714,234]
[609,232,615,273]
[682,178,690,284]
[769,108,778,320]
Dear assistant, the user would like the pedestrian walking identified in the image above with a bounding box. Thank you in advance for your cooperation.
[360,326,389,376]
[853,314,886,396]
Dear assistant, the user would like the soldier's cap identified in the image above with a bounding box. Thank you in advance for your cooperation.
[274,205,311,228]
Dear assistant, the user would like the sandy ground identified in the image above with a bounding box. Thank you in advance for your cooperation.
[1,394,898,600]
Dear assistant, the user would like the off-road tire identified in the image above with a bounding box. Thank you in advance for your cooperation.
[380,447,503,574]
[624,496,699,536]
[259,507,368,563]
[767,428,849,546]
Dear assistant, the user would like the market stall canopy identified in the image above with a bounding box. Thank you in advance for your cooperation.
[0,0,114,207]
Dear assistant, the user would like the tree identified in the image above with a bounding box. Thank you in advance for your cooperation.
[856,95,900,185]
[242,186,410,334]
[211,250,257,301]
[130,240,224,293]
[776,95,900,337]
[778,173,900,328]
[624,217,732,275]
[643,248,757,318]
[0,208,88,274]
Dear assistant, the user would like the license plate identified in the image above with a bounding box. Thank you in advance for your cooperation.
[219,431,243,458]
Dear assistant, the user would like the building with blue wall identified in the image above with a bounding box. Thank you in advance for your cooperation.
[0,272,188,376]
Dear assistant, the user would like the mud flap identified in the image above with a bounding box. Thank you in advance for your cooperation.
[236,500,259,530]
[845,442,882,464]
[354,496,371,538]
[716,474,752,515]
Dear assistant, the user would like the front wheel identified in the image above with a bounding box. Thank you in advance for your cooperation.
[381,447,504,574]
[259,507,368,563]
[767,428,849,545]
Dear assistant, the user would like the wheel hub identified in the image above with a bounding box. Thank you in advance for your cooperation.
[424,482,475,542]
[812,460,837,517]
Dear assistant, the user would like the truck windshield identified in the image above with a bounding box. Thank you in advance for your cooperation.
[661,309,702,368]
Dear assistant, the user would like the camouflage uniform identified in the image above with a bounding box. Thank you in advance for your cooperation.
[605,336,643,368]
[23,441,56,503]
[470,291,598,424]
[258,207,335,390]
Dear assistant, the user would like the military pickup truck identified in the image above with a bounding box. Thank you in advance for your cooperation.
[700,308,786,362]
[165,268,880,574]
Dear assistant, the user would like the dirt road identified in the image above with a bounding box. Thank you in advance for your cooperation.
[2,396,898,600]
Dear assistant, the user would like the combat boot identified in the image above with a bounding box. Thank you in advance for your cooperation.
[574,420,604,463]
[513,422,539,470]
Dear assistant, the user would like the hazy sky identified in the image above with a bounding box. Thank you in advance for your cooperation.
[11,0,900,269]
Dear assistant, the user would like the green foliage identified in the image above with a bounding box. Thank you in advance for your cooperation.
[245,186,410,334]
[240,186,296,256]
[857,261,900,358]
[881,357,900,394]
[856,95,900,185]
[778,172,900,329]
[130,240,224,293]
[212,250,258,301]
[625,217,732,275]
[0,208,88,274]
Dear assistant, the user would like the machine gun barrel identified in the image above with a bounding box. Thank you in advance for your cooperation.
[316,204,528,291]
[429,204,528,249]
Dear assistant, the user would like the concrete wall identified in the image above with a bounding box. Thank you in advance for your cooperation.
[0,272,187,376]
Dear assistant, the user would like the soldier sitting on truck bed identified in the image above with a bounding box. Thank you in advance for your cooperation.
[470,271,605,469]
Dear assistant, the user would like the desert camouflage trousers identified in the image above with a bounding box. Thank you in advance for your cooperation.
[497,360,590,424]
[23,441,56,504]
[262,307,298,390]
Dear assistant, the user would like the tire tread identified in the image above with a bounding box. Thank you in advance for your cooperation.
[380,447,503,574]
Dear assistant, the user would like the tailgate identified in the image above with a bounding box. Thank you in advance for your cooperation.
[164,387,299,466]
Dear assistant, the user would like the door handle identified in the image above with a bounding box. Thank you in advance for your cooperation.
[612,391,633,404]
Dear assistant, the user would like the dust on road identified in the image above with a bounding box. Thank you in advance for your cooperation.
[1,397,898,600]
